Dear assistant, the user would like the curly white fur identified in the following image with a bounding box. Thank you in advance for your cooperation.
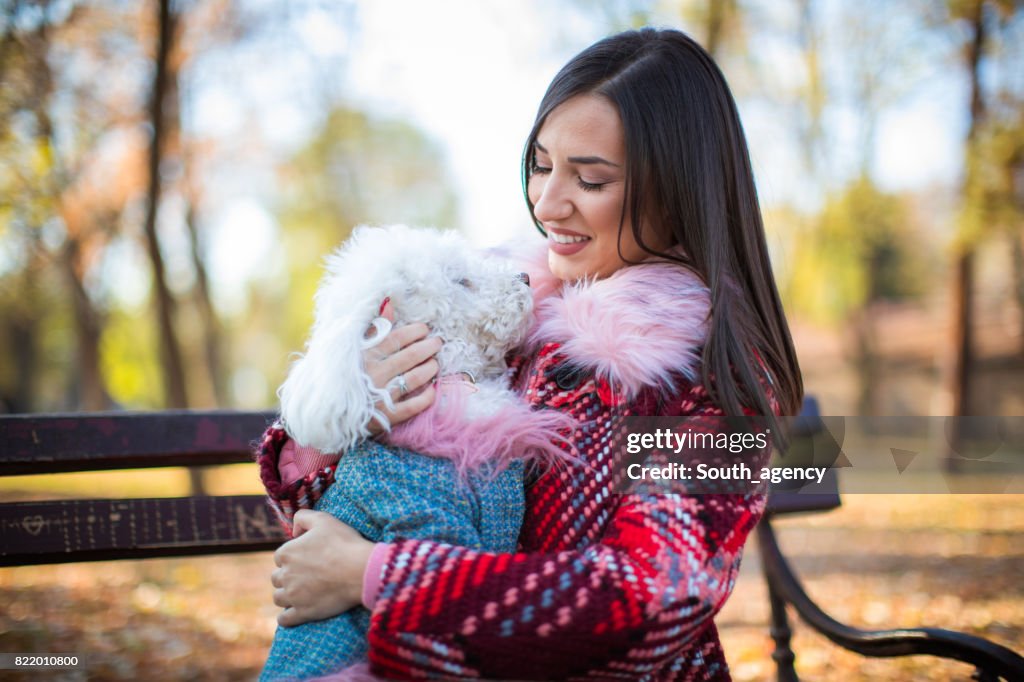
[278,225,535,454]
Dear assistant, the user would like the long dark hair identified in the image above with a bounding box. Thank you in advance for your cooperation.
[522,28,803,419]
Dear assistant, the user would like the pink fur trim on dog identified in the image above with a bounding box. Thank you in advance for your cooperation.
[386,377,574,480]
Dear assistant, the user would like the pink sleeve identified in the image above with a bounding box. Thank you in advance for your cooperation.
[361,542,392,609]
[277,439,342,486]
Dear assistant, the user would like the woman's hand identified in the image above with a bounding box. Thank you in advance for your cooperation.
[271,510,375,627]
[362,300,441,434]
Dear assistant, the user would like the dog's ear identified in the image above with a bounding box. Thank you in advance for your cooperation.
[278,315,392,453]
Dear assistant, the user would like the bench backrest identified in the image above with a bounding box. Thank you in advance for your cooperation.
[0,411,284,565]
[0,399,836,566]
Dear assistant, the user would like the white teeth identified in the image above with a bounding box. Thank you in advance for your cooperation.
[550,232,590,244]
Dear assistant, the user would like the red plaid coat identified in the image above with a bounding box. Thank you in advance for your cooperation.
[357,250,769,680]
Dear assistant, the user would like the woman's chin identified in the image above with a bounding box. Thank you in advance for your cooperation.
[548,251,624,282]
[547,252,581,282]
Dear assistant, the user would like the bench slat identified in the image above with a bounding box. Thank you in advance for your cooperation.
[0,411,276,475]
[0,494,286,566]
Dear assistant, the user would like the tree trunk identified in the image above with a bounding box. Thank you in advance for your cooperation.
[796,0,825,186]
[185,198,227,406]
[705,0,725,58]
[7,261,39,413]
[6,317,36,413]
[950,251,975,417]
[62,236,111,411]
[946,0,988,471]
[6,210,49,413]
[1013,228,1024,357]
[143,0,204,493]
[852,305,880,417]
[950,0,986,422]
[26,11,111,413]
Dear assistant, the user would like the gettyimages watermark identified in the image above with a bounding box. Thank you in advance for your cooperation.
[611,416,1024,495]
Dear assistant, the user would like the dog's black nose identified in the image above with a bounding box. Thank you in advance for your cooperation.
[516,272,530,286]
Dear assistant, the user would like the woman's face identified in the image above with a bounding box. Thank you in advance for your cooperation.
[527,94,653,282]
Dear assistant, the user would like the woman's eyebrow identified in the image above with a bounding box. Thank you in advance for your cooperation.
[534,141,621,167]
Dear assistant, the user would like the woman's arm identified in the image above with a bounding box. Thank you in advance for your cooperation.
[364,490,764,679]
[272,509,375,626]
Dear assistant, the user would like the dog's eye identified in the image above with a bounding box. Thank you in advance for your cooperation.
[457,278,474,290]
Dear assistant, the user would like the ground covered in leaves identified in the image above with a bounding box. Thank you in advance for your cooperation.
[719,494,1023,681]
[1,494,1021,681]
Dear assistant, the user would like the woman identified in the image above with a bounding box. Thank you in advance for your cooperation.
[268,27,802,680]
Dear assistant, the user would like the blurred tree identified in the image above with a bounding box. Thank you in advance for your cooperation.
[941,0,1022,418]
[0,0,455,421]
[142,0,189,414]
[954,6,1024,358]
[786,176,926,414]
[950,0,988,420]
[793,0,827,190]
[832,0,932,413]
[835,1,931,177]
[702,0,738,59]
[968,110,1024,353]
[262,106,459,399]
[167,0,248,409]
[564,0,658,34]
[0,0,146,412]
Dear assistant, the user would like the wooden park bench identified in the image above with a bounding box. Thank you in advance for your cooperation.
[1,401,1022,681]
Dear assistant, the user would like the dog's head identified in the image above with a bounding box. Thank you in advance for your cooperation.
[279,225,533,452]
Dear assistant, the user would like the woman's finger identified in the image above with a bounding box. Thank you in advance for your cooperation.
[384,357,439,403]
[387,382,437,422]
[370,322,430,359]
[367,365,439,434]
[292,509,318,538]
[360,321,442,432]
[278,607,301,628]
[273,587,289,608]
[377,335,442,380]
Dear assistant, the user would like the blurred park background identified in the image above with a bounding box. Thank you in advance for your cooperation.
[2,0,1023,417]
[0,0,1022,679]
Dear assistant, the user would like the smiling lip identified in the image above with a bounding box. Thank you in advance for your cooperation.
[547,228,591,256]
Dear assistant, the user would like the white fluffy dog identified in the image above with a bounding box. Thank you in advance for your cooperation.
[263,224,574,682]
[278,224,568,473]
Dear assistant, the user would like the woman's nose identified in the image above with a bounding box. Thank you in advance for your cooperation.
[530,175,572,223]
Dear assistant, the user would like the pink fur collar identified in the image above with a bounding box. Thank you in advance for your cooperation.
[509,242,711,399]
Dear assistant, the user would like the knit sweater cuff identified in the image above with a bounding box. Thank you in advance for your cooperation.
[362,542,391,610]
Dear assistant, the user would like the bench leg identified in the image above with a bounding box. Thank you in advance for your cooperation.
[767,579,799,682]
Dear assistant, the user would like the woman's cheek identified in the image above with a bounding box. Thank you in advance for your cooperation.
[527,176,543,207]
